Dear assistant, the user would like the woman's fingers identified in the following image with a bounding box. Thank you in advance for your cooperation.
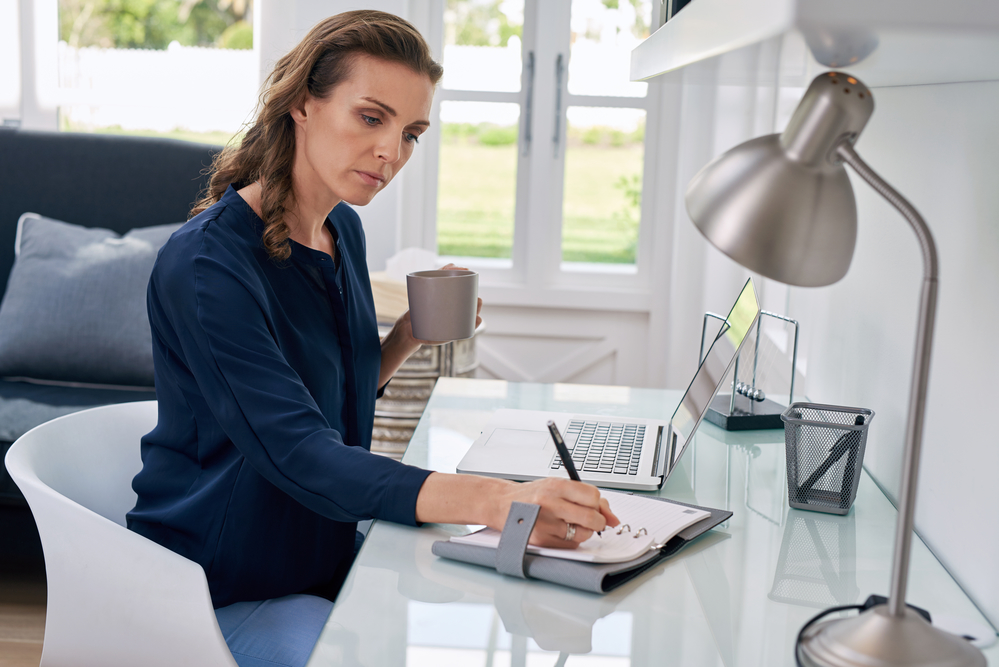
[598,496,619,526]
[543,478,618,528]
[529,518,596,549]
[548,496,610,532]
[499,477,619,549]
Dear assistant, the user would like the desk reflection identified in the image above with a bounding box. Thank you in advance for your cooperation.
[368,526,627,661]
[770,510,859,609]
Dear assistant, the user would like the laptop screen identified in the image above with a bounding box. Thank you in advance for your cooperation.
[665,278,760,475]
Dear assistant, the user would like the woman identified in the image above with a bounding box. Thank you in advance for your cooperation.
[127,9,616,648]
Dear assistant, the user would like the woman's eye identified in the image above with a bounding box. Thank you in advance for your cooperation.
[404,132,420,144]
[361,114,379,126]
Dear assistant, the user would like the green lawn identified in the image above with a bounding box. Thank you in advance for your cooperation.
[438,142,644,263]
[437,142,517,258]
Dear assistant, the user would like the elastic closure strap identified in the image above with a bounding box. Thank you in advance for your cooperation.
[495,502,540,578]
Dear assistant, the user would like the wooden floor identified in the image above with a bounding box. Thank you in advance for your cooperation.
[0,564,45,667]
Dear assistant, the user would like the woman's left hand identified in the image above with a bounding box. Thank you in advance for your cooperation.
[395,263,483,347]
[378,264,482,387]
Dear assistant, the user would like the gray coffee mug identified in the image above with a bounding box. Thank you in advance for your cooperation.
[406,270,478,341]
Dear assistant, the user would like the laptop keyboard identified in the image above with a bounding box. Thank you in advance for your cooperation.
[550,419,645,476]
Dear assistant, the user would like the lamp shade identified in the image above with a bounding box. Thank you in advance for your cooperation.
[685,72,875,287]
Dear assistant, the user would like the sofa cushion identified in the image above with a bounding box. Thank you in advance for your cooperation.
[0,378,154,506]
[0,214,181,387]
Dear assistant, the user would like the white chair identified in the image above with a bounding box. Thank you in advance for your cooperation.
[4,401,237,667]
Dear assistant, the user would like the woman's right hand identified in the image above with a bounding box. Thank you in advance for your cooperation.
[414,473,619,549]
[492,476,619,548]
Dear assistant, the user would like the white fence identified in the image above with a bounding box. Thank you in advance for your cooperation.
[57,41,259,133]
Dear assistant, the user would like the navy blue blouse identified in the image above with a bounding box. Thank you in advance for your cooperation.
[127,186,432,607]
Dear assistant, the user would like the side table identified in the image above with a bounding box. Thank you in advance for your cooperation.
[371,327,481,458]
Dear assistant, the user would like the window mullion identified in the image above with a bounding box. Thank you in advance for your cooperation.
[507,1,536,284]
[519,0,571,290]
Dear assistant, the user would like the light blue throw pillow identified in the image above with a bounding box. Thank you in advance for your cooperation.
[0,213,182,387]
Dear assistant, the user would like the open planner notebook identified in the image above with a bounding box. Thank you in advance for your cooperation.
[432,493,731,594]
[449,491,711,564]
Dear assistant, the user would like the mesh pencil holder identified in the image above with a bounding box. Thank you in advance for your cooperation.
[781,403,874,515]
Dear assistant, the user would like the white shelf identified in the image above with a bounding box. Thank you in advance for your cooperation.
[631,0,999,88]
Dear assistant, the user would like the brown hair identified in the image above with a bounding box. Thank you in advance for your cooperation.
[191,10,443,261]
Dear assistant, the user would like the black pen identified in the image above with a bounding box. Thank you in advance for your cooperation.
[547,420,581,481]
[548,421,603,536]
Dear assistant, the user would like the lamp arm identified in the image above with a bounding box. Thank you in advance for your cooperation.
[836,141,939,619]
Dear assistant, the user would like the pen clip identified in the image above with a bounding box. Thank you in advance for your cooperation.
[547,419,581,482]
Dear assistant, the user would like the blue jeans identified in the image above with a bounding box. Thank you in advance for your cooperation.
[215,594,334,667]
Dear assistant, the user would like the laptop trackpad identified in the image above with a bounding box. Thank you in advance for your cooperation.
[485,428,549,449]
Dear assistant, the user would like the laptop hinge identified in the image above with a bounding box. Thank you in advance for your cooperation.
[668,429,678,472]
[652,424,667,479]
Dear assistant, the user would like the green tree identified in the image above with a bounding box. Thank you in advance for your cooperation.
[629,0,650,39]
[446,0,522,47]
[612,172,642,262]
[613,173,642,224]
[59,0,252,50]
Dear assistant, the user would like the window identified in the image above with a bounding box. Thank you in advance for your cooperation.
[54,0,255,144]
[436,0,525,263]
[429,0,658,292]
[562,1,650,270]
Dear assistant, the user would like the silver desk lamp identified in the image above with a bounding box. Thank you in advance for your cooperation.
[686,72,985,667]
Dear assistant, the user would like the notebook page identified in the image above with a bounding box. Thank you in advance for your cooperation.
[449,492,710,564]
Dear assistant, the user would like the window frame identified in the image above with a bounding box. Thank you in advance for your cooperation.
[408,0,666,310]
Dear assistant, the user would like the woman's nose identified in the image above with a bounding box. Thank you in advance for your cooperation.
[375,131,401,163]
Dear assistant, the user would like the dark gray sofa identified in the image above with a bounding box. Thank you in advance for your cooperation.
[0,129,218,567]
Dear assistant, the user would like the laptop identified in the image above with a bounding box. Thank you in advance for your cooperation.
[457,278,760,491]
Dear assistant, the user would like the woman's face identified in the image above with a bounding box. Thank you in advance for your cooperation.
[291,54,435,207]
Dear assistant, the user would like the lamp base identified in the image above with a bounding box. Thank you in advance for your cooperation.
[705,394,784,430]
[798,604,986,667]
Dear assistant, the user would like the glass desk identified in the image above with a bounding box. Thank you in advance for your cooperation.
[306,378,998,666]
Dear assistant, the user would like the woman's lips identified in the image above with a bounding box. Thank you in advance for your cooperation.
[357,170,385,187]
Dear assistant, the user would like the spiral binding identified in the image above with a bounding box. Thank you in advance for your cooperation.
[613,524,648,539]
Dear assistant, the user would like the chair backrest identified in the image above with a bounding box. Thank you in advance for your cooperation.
[4,401,237,667]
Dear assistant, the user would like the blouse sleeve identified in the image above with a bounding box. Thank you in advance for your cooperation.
[149,229,431,526]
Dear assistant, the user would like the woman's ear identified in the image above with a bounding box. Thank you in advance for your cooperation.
[290,96,309,126]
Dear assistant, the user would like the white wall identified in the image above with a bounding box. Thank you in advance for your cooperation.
[790,80,999,627]
[658,64,805,393]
